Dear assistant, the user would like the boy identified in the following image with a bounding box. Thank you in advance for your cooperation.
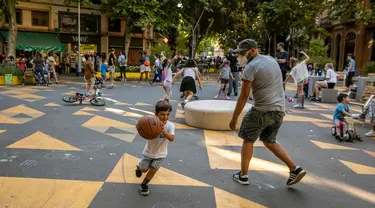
[101,59,108,84]
[135,101,175,196]
[333,93,357,141]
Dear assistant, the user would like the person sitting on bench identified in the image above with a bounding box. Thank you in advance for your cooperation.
[310,63,337,101]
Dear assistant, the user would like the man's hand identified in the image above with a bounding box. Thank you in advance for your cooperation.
[229,117,238,131]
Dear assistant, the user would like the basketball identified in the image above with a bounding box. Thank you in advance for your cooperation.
[137,115,163,140]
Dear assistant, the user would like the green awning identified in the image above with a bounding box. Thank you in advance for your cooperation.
[0,31,66,51]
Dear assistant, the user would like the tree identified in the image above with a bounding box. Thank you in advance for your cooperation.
[0,0,17,59]
[307,38,335,68]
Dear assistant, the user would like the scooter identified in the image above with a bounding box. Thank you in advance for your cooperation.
[331,116,362,142]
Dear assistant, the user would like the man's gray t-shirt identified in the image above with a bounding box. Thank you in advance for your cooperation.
[242,55,285,112]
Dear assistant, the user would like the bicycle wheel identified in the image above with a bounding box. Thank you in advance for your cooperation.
[90,98,105,106]
[62,96,79,103]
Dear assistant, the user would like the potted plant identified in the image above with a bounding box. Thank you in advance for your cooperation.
[365,62,375,77]
[0,64,24,85]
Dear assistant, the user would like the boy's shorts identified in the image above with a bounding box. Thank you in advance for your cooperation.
[334,119,343,125]
[101,74,107,80]
[139,155,164,170]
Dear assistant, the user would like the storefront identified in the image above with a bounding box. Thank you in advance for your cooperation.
[59,33,101,55]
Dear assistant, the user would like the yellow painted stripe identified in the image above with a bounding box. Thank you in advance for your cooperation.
[339,160,375,175]
[310,140,358,150]
[7,131,80,151]
[106,154,209,187]
[0,177,103,208]
[214,187,267,208]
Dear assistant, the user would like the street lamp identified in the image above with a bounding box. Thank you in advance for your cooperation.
[78,0,81,73]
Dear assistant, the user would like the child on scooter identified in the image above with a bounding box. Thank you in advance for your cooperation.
[333,93,359,141]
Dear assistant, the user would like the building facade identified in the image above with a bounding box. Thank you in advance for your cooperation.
[319,0,375,74]
[0,0,153,66]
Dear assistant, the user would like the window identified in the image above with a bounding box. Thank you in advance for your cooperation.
[32,11,49,26]
[108,18,121,32]
[59,12,100,34]
[5,9,22,25]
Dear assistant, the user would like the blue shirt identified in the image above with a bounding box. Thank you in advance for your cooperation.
[348,59,355,72]
[333,103,350,121]
[101,63,107,75]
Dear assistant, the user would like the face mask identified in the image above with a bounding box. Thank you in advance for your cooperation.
[324,67,328,71]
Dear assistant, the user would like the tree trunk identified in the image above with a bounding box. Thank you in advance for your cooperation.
[7,0,17,59]
[123,20,132,57]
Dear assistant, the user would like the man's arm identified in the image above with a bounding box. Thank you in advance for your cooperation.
[232,80,251,120]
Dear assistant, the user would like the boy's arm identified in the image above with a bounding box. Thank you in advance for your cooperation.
[341,110,352,117]
[163,124,175,142]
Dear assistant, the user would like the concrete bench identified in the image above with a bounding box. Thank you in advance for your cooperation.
[184,100,252,130]
[320,88,338,103]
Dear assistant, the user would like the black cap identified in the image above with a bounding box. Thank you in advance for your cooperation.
[233,39,258,53]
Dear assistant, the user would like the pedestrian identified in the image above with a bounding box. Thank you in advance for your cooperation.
[135,101,175,196]
[229,39,306,186]
[47,51,59,84]
[276,42,289,96]
[226,50,239,96]
[139,51,150,82]
[215,56,222,71]
[161,58,173,102]
[172,59,202,109]
[215,59,234,100]
[84,56,95,96]
[64,55,71,74]
[150,55,162,85]
[118,51,127,82]
[283,51,310,108]
[101,59,108,84]
[108,49,116,87]
[30,52,48,86]
[345,54,355,91]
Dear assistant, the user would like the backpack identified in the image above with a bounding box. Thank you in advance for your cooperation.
[144,56,150,66]
[120,55,126,65]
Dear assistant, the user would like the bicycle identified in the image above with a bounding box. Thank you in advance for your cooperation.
[62,82,105,106]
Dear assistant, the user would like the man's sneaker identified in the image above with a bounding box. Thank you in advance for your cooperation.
[286,166,306,186]
[139,184,149,196]
[135,166,142,178]
[365,130,375,137]
[232,171,249,185]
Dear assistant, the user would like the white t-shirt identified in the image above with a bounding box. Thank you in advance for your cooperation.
[290,60,308,84]
[164,65,173,82]
[143,121,175,159]
[183,68,197,80]
[326,68,337,83]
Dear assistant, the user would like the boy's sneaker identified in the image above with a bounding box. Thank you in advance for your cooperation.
[335,135,344,141]
[139,184,149,196]
[365,130,375,137]
[286,166,306,186]
[232,171,249,185]
[293,104,303,109]
[135,166,142,178]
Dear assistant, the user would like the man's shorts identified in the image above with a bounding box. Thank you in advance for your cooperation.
[139,155,164,170]
[238,108,284,143]
[108,66,115,73]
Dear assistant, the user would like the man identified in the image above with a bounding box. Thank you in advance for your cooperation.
[345,53,355,91]
[108,49,116,86]
[139,51,150,82]
[276,42,289,94]
[84,56,95,96]
[226,50,239,96]
[229,39,306,186]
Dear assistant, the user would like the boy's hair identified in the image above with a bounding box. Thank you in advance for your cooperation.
[290,57,299,68]
[155,100,172,114]
[337,93,348,103]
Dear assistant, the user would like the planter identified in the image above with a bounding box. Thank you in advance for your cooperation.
[96,72,150,81]
[368,73,375,77]
[12,76,22,85]
[0,76,4,85]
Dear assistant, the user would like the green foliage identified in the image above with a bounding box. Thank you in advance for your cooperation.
[151,39,173,60]
[365,62,375,74]
[0,64,23,76]
[307,38,335,68]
